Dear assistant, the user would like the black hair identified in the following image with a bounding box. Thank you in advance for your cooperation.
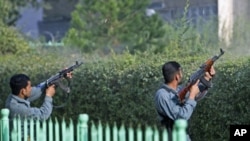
[162,61,181,83]
[9,74,30,95]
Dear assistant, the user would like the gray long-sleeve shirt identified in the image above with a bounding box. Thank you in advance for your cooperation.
[154,83,208,141]
[155,84,197,122]
[5,86,53,121]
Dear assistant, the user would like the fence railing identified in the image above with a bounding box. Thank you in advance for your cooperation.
[0,108,187,141]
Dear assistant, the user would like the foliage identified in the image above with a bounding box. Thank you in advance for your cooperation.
[1,39,250,141]
[0,0,39,26]
[0,1,249,140]
[149,0,219,56]
[190,57,250,141]
[0,24,31,55]
[0,0,43,55]
[63,0,166,53]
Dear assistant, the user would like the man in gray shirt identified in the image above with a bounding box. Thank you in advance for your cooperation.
[5,74,56,121]
[154,61,215,141]
[5,73,72,140]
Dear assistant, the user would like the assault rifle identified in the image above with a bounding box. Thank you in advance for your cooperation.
[38,61,83,108]
[178,49,225,103]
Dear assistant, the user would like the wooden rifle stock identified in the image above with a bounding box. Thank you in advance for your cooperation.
[178,48,225,103]
[179,83,192,102]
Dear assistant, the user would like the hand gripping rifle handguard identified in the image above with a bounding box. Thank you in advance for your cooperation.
[37,61,83,108]
[178,49,225,103]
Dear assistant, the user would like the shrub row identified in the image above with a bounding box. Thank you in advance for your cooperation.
[0,48,249,141]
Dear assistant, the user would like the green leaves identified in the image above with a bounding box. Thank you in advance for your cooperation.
[0,25,30,55]
[64,0,165,53]
[1,44,250,141]
[0,0,39,25]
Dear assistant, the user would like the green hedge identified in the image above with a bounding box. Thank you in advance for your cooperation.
[0,48,249,141]
[190,57,250,141]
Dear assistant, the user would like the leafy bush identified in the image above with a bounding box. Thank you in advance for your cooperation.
[190,57,250,141]
[0,24,30,55]
[63,0,166,54]
[2,46,250,141]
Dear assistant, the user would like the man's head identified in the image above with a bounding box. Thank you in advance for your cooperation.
[162,61,183,85]
[10,74,32,99]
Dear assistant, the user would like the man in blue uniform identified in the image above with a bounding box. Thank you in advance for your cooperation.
[5,74,55,120]
[154,61,216,141]
[5,73,72,140]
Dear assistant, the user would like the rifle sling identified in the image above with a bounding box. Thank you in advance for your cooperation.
[53,79,71,108]
[200,77,212,88]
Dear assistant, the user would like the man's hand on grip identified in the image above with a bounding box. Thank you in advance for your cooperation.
[204,65,216,81]
[189,80,200,100]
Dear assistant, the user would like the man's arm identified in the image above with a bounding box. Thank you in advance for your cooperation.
[28,96,53,120]
[7,95,53,120]
[19,85,55,120]
[155,89,197,121]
